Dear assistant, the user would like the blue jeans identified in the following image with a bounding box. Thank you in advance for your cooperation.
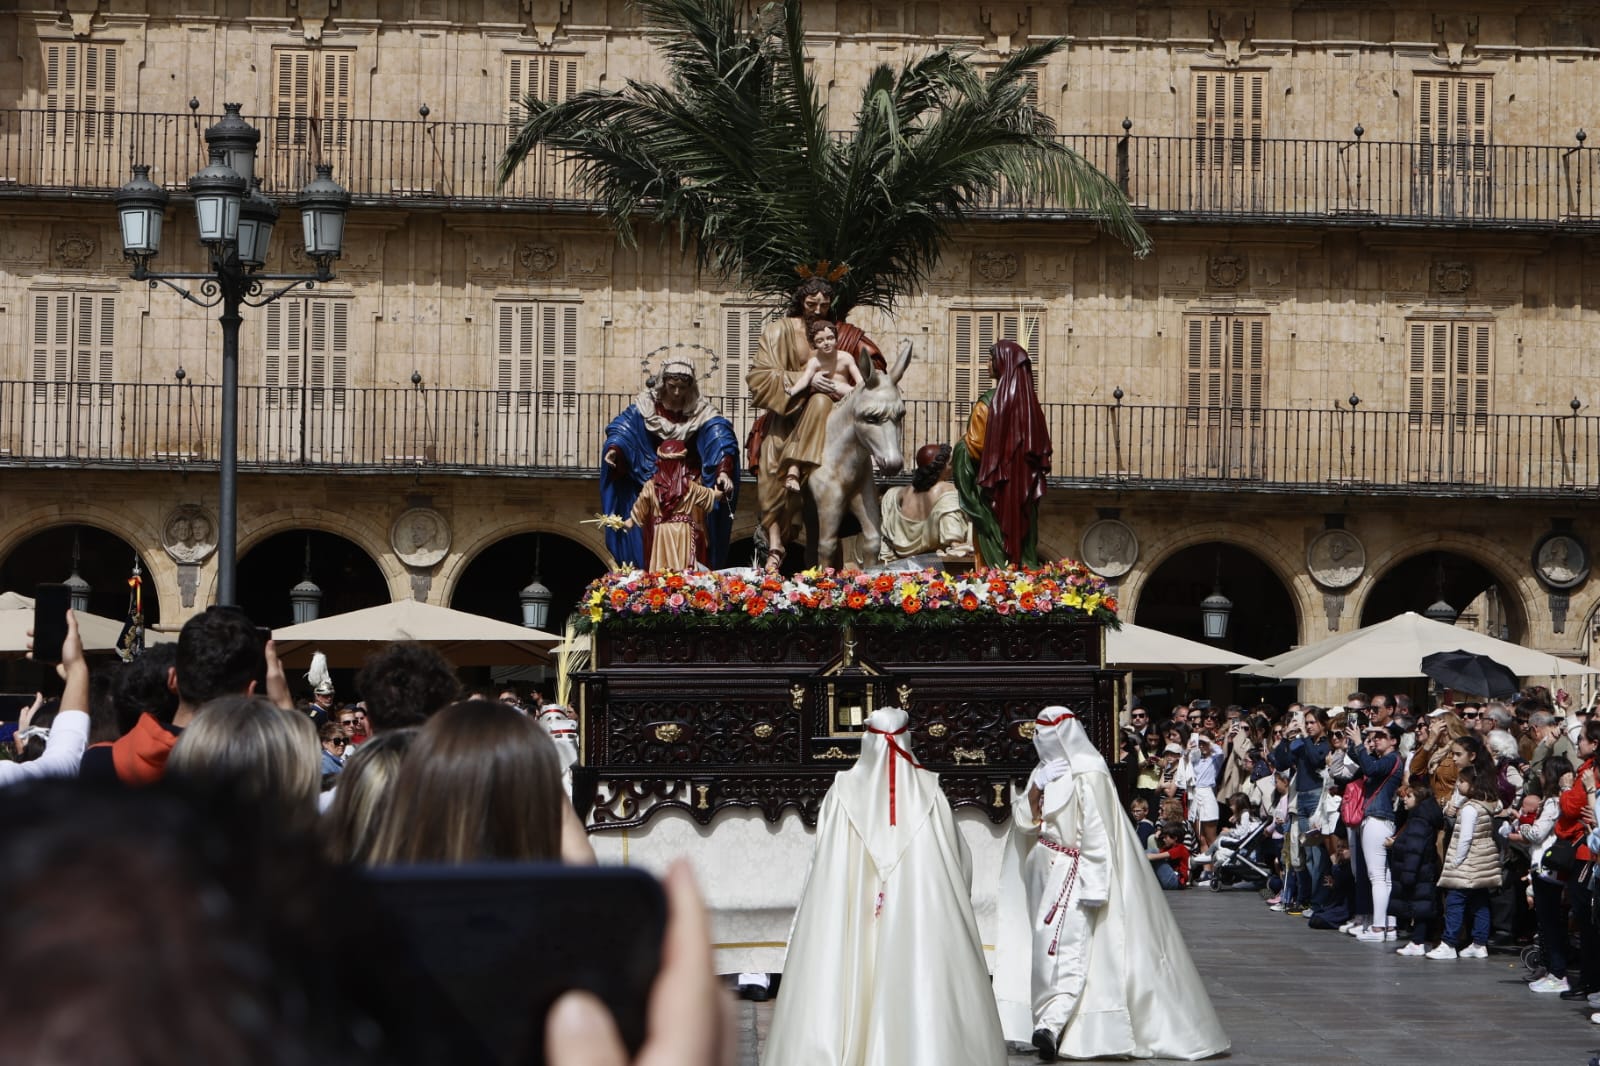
[1297,814,1327,900]
[1443,887,1491,947]
[1154,861,1181,889]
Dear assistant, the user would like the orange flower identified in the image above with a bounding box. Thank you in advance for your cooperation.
[692,590,715,609]
[1019,592,1038,611]
[901,596,921,615]
[800,593,819,609]
[845,591,869,609]
[609,589,629,608]
[665,574,687,590]
[960,593,979,611]
[1105,597,1119,613]
[872,574,894,594]
[646,588,668,608]
[726,579,748,597]
[745,597,768,616]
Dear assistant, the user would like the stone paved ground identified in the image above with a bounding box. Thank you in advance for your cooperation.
[735,886,1600,1065]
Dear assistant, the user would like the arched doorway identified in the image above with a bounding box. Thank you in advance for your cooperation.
[237,530,389,629]
[1360,550,1523,640]
[1134,542,1299,712]
[449,532,607,635]
[0,523,163,624]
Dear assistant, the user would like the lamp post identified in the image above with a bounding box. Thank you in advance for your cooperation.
[115,103,349,606]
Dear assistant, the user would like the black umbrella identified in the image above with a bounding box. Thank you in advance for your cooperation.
[1420,649,1520,699]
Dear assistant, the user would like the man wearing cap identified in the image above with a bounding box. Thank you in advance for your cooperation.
[877,442,973,563]
[624,439,725,572]
[602,356,738,569]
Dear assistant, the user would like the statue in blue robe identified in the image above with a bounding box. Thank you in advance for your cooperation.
[601,359,739,569]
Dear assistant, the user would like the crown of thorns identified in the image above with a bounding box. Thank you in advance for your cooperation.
[794,259,850,282]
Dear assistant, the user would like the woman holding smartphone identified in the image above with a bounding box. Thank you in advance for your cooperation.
[1346,722,1406,943]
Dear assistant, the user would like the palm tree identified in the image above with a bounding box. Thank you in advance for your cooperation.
[499,0,1149,318]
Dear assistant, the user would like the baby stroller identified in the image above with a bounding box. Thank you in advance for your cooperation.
[1204,818,1273,891]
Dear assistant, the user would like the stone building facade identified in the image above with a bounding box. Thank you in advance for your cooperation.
[3,1,1600,701]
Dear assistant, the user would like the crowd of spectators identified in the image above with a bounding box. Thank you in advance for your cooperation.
[1120,686,1600,1049]
[0,604,733,1066]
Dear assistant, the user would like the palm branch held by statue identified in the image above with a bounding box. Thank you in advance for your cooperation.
[497,0,1149,321]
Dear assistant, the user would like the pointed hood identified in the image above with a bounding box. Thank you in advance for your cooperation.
[831,706,938,875]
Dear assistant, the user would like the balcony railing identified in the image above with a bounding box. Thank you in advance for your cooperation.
[5,109,1600,228]
[3,381,1598,499]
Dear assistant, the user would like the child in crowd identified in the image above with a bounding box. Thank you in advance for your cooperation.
[1387,776,1446,956]
[1196,792,1261,882]
[1130,796,1157,848]
[1307,832,1355,929]
[1429,761,1502,959]
[1148,821,1191,890]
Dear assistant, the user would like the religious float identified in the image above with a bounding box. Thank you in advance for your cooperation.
[570,563,1119,973]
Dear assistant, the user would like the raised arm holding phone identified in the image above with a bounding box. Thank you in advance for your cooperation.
[6,608,90,785]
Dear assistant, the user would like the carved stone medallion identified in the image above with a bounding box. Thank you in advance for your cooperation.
[1207,254,1247,289]
[1080,519,1138,579]
[1534,532,1589,590]
[975,250,1019,282]
[391,507,450,568]
[1432,259,1472,295]
[53,231,98,269]
[162,505,218,564]
[518,241,559,275]
[1307,529,1365,590]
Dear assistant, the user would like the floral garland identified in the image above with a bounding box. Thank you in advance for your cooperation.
[577,561,1119,632]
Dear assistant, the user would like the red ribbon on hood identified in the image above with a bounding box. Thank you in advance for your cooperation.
[865,723,924,826]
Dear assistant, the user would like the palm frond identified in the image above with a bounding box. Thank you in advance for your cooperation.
[498,0,1150,317]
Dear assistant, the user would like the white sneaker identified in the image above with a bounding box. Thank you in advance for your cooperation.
[1590,1012,1600,1025]
[1459,943,1489,959]
[1356,926,1393,943]
[1530,975,1569,993]
[1269,902,1286,912]
[1425,944,1458,960]
[1587,991,1600,1007]
[1396,942,1427,957]
[1345,924,1367,937]
[1337,920,1355,933]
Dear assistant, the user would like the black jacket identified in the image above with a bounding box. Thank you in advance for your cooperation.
[1388,794,1445,922]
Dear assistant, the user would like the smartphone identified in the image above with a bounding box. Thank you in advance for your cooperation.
[253,626,272,695]
[31,583,73,664]
[363,863,666,1066]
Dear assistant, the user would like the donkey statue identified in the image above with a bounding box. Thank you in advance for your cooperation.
[801,339,914,568]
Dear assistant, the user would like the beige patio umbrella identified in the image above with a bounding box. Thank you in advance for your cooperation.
[1106,621,1256,669]
[0,590,175,658]
[271,598,561,668]
[1234,611,1600,680]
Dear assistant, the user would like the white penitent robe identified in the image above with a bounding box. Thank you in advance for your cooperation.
[994,709,1229,1062]
[762,707,1007,1066]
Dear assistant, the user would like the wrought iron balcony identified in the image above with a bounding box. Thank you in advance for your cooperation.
[5,108,1600,229]
[2,381,1596,500]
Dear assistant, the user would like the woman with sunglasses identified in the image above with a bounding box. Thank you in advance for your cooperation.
[1344,722,1406,943]
[318,720,349,778]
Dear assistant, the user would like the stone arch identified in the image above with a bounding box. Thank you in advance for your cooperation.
[0,506,172,624]
[1120,520,1313,643]
[221,509,405,605]
[236,528,392,629]
[444,527,610,634]
[439,519,615,607]
[1350,531,1539,642]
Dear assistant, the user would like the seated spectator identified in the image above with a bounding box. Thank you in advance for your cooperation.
[1148,821,1191,890]
[166,694,322,833]
[323,728,417,866]
[1306,833,1355,930]
[1389,776,1445,957]
[1129,796,1156,848]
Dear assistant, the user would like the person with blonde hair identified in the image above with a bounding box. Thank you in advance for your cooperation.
[322,728,416,866]
[368,700,593,865]
[165,695,320,831]
[1412,708,1470,804]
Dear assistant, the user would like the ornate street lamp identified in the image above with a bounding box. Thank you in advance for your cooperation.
[115,103,349,605]
[64,533,91,614]
[1200,550,1232,641]
[519,537,553,630]
[289,536,323,624]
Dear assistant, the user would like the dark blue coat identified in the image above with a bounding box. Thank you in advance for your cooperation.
[1271,735,1330,815]
[1388,794,1445,924]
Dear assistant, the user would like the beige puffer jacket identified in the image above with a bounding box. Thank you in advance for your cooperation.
[1438,798,1502,891]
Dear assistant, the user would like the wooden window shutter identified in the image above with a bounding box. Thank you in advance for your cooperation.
[264,301,284,405]
[495,303,515,408]
[951,311,976,410]
[508,56,579,128]
[328,300,349,409]
[1205,317,1224,407]
[308,300,328,408]
[321,52,352,151]
[516,304,535,408]
[31,293,73,402]
[275,50,313,146]
[722,308,746,399]
[997,309,1042,391]
[1245,317,1265,409]
[506,56,527,127]
[976,312,998,401]
[538,304,559,397]
[1183,316,1205,414]
[82,45,117,140]
[94,295,116,404]
[1406,320,1449,427]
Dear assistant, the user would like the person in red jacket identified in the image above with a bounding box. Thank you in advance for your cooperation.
[1556,719,1600,1001]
